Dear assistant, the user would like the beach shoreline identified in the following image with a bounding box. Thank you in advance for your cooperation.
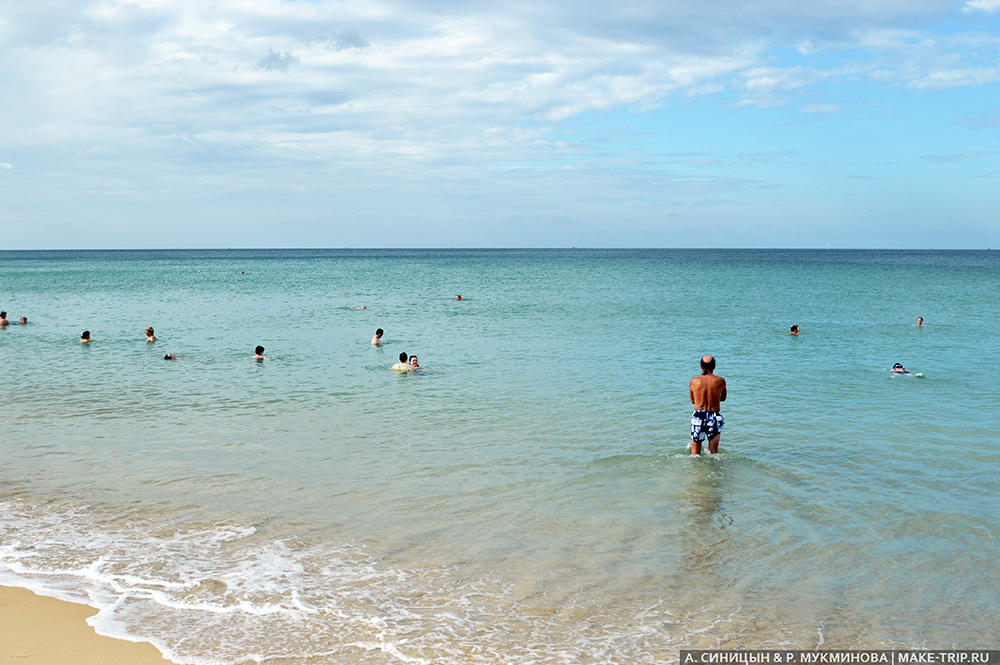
[0,585,172,665]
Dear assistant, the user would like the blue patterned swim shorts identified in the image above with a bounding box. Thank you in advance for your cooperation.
[691,410,724,442]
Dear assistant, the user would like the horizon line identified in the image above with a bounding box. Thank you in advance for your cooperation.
[0,246,994,252]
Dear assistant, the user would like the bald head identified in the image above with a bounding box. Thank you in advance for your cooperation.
[700,355,716,373]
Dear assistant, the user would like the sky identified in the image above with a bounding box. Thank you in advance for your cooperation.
[1,0,999,249]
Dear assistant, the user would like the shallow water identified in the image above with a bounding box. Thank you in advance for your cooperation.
[1,249,998,663]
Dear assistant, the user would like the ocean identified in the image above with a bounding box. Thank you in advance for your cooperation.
[0,249,997,664]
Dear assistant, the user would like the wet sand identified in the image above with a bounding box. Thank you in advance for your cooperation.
[0,586,171,665]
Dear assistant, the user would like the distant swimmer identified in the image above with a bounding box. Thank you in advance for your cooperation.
[15,316,27,325]
[353,306,367,310]
[392,352,410,372]
[145,326,157,342]
[0,312,8,327]
[789,325,799,335]
[80,330,91,343]
[164,353,177,360]
[371,328,384,346]
[689,355,727,456]
[408,355,420,370]
[916,316,924,327]
[456,294,463,301]
[890,362,924,377]
[252,345,265,359]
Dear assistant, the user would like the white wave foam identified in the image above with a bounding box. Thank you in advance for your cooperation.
[0,497,758,664]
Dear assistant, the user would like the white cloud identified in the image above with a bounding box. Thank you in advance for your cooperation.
[0,162,12,169]
[800,103,842,114]
[963,0,1000,13]
[1,0,999,209]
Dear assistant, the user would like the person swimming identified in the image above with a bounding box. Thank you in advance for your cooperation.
[252,345,265,359]
[145,326,157,342]
[80,330,91,343]
[0,312,9,327]
[891,363,909,374]
[392,352,410,371]
[164,353,177,360]
[13,316,27,325]
[916,316,924,327]
[789,325,799,335]
[371,328,384,346]
[456,294,463,301]
[408,355,420,370]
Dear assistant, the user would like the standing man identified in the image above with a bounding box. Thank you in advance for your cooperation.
[689,355,727,455]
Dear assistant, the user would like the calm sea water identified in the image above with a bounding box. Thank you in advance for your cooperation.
[0,249,997,664]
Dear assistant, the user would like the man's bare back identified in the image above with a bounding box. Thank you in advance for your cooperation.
[690,374,726,411]
[689,355,726,455]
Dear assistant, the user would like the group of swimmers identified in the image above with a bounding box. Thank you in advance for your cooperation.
[10,312,425,372]
[0,312,28,326]
[370,328,422,372]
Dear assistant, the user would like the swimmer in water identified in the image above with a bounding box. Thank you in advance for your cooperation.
[80,330,91,343]
[164,353,177,360]
[371,328,384,346]
[252,345,265,359]
[15,316,27,325]
[916,316,924,327]
[456,294,463,301]
[890,362,909,374]
[0,312,9,327]
[408,355,420,370]
[392,352,410,372]
[789,325,799,335]
[145,326,157,342]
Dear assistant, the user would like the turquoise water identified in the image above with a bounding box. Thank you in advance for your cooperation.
[0,249,997,663]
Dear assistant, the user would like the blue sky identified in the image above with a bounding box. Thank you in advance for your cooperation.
[1,0,998,248]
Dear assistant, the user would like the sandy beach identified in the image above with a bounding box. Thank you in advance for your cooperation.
[0,586,170,665]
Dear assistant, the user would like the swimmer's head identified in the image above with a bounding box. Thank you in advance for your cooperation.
[19,317,27,324]
[456,294,462,301]
[409,355,419,365]
[700,355,716,373]
[146,326,155,336]
[892,363,904,369]
[917,317,923,325]
[0,311,6,318]
[81,330,90,340]
[399,352,408,363]
[255,345,265,355]
[375,328,383,336]
[164,353,176,360]
[790,325,799,333]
